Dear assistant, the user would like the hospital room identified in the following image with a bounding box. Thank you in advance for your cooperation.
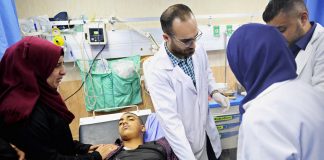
[1,0,324,159]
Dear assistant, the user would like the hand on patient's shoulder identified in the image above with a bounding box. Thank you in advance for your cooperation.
[88,144,101,153]
[96,144,119,159]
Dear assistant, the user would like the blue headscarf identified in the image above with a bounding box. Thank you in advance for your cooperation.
[227,23,297,114]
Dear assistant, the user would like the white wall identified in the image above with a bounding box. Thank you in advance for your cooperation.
[15,0,269,81]
[16,0,268,21]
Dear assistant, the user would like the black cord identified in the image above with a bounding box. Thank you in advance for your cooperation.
[64,44,106,102]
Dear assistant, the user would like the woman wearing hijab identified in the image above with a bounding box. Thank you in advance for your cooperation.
[0,37,114,160]
[227,24,324,159]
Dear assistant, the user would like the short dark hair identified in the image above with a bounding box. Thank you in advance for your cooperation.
[160,4,194,35]
[262,0,307,22]
[122,112,144,125]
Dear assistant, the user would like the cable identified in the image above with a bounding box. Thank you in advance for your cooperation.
[64,44,106,102]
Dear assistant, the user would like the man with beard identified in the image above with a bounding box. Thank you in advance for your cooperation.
[263,0,324,92]
[144,4,229,160]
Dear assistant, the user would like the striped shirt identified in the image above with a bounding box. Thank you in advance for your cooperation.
[165,44,196,86]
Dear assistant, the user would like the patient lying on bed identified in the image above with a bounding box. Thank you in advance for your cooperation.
[104,112,178,160]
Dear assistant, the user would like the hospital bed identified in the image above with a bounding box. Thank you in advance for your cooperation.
[79,109,151,144]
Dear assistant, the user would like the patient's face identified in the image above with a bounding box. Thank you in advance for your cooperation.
[118,113,145,141]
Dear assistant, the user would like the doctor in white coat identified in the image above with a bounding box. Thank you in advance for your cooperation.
[227,23,324,160]
[145,4,229,160]
[263,0,324,92]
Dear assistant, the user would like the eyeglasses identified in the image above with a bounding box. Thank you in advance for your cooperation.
[170,30,203,47]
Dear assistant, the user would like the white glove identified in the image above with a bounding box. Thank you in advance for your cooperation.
[212,92,230,112]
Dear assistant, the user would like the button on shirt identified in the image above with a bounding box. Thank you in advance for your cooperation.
[165,44,196,86]
[290,22,317,57]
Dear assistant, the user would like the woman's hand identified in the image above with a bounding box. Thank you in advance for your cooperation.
[88,144,101,153]
[10,144,25,160]
[96,144,118,159]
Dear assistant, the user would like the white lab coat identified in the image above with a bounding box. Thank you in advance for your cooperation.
[237,80,324,160]
[295,23,324,92]
[145,44,221,160]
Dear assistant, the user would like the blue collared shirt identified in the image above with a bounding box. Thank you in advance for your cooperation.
[290,22,317,57]
[165,43,196,86]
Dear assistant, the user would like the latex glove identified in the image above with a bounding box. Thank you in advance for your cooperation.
[212,92,230,112]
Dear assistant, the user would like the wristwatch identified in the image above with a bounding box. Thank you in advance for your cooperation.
[210,89,220,97]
